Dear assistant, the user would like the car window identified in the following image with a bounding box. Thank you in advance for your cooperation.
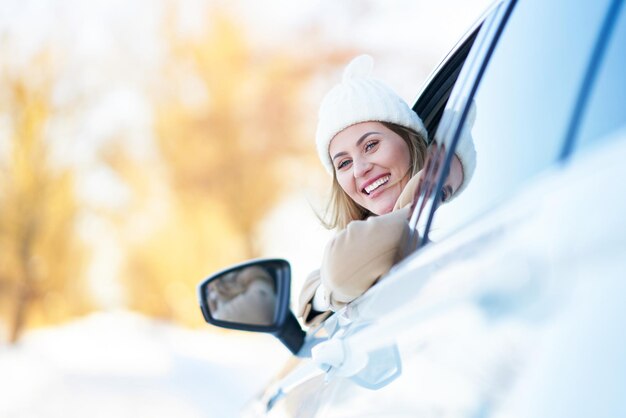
[575,3,626,152]
[429,0,613,237]
[413,25,481,140]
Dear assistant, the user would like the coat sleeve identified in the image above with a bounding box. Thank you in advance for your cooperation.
[296,207,412,327]
[320,207,411,305]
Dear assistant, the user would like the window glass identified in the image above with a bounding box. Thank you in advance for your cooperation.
[430,0,611,237]
[575,5,626,150]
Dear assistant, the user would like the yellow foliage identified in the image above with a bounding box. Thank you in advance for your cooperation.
[155,9,316,255]
[0,53,90,342]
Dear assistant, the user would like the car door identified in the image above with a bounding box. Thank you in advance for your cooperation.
[261,0,625,417]
[487,4,626,417]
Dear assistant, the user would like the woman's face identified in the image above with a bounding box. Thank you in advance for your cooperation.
[330,121,411,215]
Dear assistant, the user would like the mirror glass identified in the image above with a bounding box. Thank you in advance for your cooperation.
[203,265,278,326]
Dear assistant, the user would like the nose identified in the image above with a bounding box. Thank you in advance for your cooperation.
[353,156,372,178]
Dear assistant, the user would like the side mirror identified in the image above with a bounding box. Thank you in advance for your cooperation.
[197,258,305,355]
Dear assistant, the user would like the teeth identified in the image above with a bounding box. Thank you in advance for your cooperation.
[364,176,390,194]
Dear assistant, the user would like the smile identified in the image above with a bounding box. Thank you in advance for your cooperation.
[363,175,390,195]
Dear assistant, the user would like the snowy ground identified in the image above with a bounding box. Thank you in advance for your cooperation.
[0,311,291,418]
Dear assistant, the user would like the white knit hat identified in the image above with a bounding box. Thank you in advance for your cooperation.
[315,54,428,174]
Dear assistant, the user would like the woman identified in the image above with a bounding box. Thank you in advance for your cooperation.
[297,55,475,326]
[208,266,277,326]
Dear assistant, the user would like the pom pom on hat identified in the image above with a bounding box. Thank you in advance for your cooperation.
[342,54,374,80]
[315,54,427,174]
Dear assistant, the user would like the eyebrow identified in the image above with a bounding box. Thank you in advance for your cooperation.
[331,131,381,162]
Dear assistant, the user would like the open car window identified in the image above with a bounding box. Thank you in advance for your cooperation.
[412,22,482,141]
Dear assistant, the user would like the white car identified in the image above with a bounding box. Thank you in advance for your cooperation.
[197,0,626,416]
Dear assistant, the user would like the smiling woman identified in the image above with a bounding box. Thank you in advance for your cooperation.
[297,55,473,326]
[330,121,417,216]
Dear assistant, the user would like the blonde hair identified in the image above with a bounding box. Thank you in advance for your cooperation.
[321,122,427,230]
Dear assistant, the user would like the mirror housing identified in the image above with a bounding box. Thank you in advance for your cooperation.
[197,258,305,355]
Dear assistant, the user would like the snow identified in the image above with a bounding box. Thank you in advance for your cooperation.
[0,311,291,418]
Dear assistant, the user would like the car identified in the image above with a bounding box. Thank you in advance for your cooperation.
[197,0,626,416]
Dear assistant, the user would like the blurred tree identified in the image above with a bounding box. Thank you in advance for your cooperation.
[99,141,245,325]
[0,53,90,343]
[114,6,352,326]
[157,12,308,257]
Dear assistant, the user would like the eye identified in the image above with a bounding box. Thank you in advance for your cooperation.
[441,185,453,203]
[337,159,352,170]
[364,140,379,152]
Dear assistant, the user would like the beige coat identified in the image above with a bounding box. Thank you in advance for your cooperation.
[297,174,422,326]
